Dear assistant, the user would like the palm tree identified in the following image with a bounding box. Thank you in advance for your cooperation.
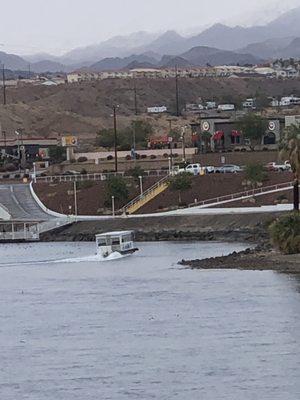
[280,124,300,211]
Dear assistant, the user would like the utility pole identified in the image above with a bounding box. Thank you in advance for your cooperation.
[2,64,6,106]
[133,78,139,115]
[28,63,31,79]
[113,105,118,172]
[175,65,179,117]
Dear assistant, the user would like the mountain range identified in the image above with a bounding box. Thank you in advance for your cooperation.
[2,7,300,73]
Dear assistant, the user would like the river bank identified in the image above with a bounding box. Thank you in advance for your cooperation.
[180,245,300,274]
[41,212,279,243]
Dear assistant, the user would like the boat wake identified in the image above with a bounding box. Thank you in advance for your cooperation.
[0,252,127,267]
[56,252,125,263]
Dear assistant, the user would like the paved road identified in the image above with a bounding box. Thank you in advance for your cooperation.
[0,184,52,221]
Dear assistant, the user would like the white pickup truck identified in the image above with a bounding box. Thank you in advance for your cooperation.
[176,164,215,175]
[266,161,291,172]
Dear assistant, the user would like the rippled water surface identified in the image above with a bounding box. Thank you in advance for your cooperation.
[1,241,300,399]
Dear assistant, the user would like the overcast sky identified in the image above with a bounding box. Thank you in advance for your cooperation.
[1,0,300,55]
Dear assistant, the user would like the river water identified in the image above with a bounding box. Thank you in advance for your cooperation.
[0,241,300,399]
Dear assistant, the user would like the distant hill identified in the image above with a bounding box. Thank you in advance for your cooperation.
[91,54,159,71]
[0,51,28,70]
[238,37,296,59]
[30,60,69,73]
[4,6,300,73]
[185,7,300,51]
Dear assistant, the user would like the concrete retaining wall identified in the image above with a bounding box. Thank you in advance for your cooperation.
[0,203,11,220]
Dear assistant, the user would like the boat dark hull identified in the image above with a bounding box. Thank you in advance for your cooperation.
[120,248,139,255]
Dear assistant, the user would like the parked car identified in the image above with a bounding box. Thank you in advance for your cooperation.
[215,164,243,173]
[178,163,202,175]
[266,161,291,172]
[204,166,215,174]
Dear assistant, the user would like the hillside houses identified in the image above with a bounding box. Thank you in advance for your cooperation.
[66,61,300,83]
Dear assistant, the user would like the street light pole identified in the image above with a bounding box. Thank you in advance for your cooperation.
[33,162,37,184]
[15,131,20,170]
[181,126,187,162]
[138,175,143,196]
[112,196,115,217]
[113,105,118,172]
[175,64,179,117]
[73,181,78,216]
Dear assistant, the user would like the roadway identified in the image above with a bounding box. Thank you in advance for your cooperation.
[0,184,53,221]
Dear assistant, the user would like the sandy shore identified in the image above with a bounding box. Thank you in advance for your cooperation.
[179,246,300,274]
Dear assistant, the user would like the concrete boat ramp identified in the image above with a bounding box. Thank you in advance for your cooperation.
[0,184,73,242]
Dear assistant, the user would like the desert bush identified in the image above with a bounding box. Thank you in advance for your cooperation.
[78,157,88,163]
[77,181,94,190]
[105,176,129,208]
[269,213,300,254]
[244,164,267,188]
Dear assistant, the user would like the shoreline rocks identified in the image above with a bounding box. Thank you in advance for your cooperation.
[179,245,300,274]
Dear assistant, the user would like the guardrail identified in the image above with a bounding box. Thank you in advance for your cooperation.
[121,174,170,213]
[35,170,169,183]
[28,218,74,234]
[188,181,295,208]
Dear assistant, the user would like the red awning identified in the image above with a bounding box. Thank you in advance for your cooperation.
[231,130,241,137]
[149,136,169,145]
[212,131,224,141]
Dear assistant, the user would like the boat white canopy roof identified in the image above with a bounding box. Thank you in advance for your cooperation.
[96,231,134,238]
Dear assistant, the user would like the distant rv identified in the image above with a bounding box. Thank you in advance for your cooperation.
[147,106,168,114]
[217,104,235,111]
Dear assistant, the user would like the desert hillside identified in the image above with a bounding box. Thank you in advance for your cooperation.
[1,77,300,141]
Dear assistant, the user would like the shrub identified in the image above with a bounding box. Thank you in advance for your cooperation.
[141,154,147,159]
[4,163,17,172]
[78,157,88,163]
[107,155,114,161]
[81,169,87,175]
[163,153,169,158]
[128,166,145,181]
[269,213,300,254]
[244,164,267,188]
[125,155,131,161]
[150,155,157,159]
[105,176,129,208]
[77,181,94,190]
[170,172,192,204]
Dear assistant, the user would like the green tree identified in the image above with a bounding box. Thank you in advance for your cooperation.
[237,113,268,148]
[244,164,267,188]
[254,91,270,110]
[49,146,66,163]
[128,166,145,182]
[95,129,115,148]
[96,120,153,150]
[170,172,192,204]
[105,176,129,208]
[269,213,300,254]
[280,124,300,211]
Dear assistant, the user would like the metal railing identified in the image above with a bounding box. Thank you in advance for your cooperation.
[35,170,168,183]
[29,217,75,234]
[121,174,170,213]
[188,181,295,208]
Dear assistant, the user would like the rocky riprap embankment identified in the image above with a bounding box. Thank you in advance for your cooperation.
[179,245,300,274]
